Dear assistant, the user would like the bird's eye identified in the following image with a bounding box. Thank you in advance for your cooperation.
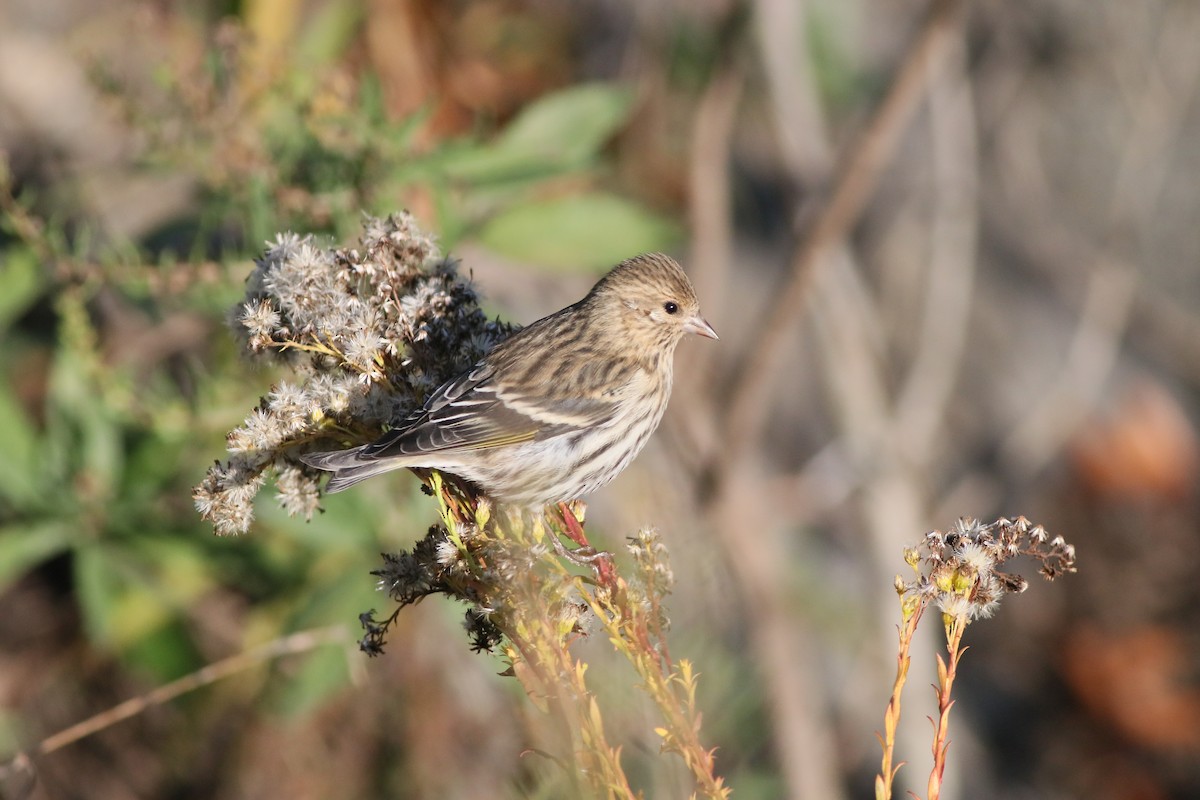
[663,301,679,315]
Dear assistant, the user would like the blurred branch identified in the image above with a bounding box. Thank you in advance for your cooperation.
[720,0,966,465]
[998,264,1136,475]
[987,207,1200,398]
[672,64,745,470]
[687,64,743,355]
[700,3,966,798]
[710,4,974,796]
[0,157,59,266]
[815,29,977,797]
[893,46,979,465]
[1131,290,1200,388]
[988,6,1194,479]
[2,626,351,770]
[752,0,832,179]
[711,474,840,800]
[1,160,223,298]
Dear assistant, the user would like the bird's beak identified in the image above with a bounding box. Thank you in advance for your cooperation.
[686,316,719,340]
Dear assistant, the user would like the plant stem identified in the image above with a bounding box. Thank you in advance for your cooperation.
[876,597,926,800]
[927,615,967,800]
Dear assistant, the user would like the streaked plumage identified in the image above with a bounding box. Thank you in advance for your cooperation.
[301,253,717,506]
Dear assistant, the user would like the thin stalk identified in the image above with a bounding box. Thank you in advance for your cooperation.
[875,596,926,800]
[927,615,967,800]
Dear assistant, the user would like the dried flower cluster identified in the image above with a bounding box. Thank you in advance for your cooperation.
[898,516,1077,622]
[194,213,516,535]
[361,474,730,798]
[878,517,1077,800]
[627,528,675,593]
[361,480,689,662]
[361,474,587,656]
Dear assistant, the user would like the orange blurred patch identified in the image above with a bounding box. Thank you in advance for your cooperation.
[1069,381,1198,502]
[364,0,572,140]
[1063,625,1200,751]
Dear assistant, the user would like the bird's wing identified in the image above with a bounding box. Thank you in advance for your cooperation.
[361,359,622,459]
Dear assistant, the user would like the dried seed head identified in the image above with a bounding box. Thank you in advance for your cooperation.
[900,516,1076,622]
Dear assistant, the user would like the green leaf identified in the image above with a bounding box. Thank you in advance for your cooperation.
[0,380,42,507]
[73,544,121,647]
[499,83,634,164]
[0,522,73,590]
[438,143,563,185]
[441,83,634,184]
[73,543,187,650]
[47,346,124,497]
[479,192,682,271]
[0,247,43,331]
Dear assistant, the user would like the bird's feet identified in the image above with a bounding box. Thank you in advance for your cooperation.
[554,501,615,584]
[548,533,608,565]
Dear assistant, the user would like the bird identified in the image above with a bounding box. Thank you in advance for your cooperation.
[300,253,717,507]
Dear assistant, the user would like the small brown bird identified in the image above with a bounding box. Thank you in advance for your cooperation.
[301,253,717,506]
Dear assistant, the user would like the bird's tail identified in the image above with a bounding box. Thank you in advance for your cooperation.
[300,446,408,493]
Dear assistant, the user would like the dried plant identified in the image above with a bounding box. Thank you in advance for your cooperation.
[876,517,1077,800]
[194,213,727,796]
[193,212,515,535]
[366,473,729,798]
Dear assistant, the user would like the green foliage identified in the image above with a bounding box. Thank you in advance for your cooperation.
[0,18,690,779]
[432,83,683,266]
[480,192,681,270]
[0,236,369,708]
[0,374,43,510]
[439,83,635,183]
[0,248,41,330]
[164,68,671,265]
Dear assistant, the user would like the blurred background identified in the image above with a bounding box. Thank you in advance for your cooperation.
[2,0,1198,797]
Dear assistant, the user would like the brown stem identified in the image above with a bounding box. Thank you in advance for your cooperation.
[927,616,967,800]
[13,626,348,763]
[876,599,927,800]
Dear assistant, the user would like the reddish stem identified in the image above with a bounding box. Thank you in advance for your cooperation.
[927,617,967,800]
[555,502,616,587]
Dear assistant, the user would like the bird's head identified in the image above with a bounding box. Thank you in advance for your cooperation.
[587,253,718,349]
